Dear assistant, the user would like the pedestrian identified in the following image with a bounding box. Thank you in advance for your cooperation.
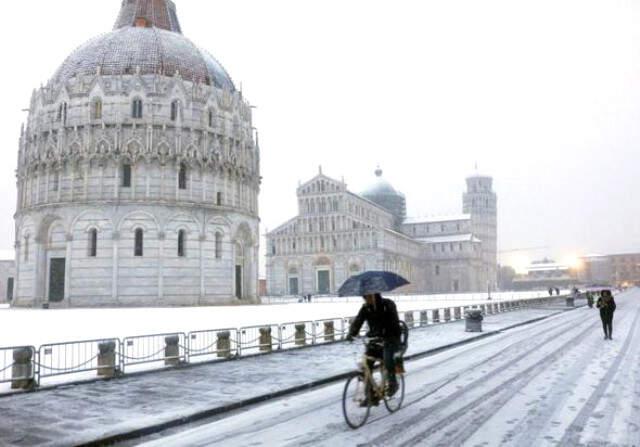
[586,291,594,308]
[555,287,560,296]
[548,287,553,296]
[596,289,616,340]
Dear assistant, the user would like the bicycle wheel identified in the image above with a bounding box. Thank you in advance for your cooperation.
[342,373,370,429]
[384,373,405,413]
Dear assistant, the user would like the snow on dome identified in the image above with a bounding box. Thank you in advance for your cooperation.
[50,0,235,90]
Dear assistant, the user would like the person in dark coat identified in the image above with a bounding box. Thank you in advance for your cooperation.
[596,289,616,340]
[347,293,401,398]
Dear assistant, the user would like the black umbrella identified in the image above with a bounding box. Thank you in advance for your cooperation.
[338,270,410,297]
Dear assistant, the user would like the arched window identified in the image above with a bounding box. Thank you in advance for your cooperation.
[208,108,215,127]
[215,232,223,259]
[134,229,144,257]
[24,236,29,262]
[132,98,143,119]
[178,230,186,257]
[178,163,188,190]
[92,98,103,120]
[216,192,223,206]
[170,100,180,121]
[435,265,440,276]
[122,163,132,187]
[88,229,98,257]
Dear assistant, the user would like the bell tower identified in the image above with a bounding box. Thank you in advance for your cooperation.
[463,174,498,291]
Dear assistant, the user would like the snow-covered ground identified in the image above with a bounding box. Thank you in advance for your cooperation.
[137,289,639,447]
[0,291,552,348]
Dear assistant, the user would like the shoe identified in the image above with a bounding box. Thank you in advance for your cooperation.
[359,396,380,407]
[604,336,608,340]
[386,381,399,397]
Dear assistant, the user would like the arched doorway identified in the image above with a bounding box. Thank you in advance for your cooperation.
[234,242,244,300]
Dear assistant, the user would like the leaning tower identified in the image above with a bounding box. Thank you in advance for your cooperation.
[462,174,498,292]
[13,0,261,307]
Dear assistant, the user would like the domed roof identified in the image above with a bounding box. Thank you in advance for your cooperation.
[361,167,403,198]
[50,0,235,91]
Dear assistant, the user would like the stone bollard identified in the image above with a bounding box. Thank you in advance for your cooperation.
[444,308,451,322]
[259,327,272,352]
[11,348,35,390]
[295,324,307,346]
[454,307,462,320]
[164,336,181,366]
[323,321,335,342]
[432,309,440,323]
[420,311,429,326]
[404,312,414,328]
[566,297,575,307]
[216,331,232,358]
[465,310,483,332]
[97,341,116,378]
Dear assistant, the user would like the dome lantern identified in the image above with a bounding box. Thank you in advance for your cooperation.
[114,0,183,34]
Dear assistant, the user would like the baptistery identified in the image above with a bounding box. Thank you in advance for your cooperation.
[13,0,261,307]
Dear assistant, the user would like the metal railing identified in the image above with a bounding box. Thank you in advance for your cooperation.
[0,295,569,393]
[38,338,119,381]
[121,332,187,373]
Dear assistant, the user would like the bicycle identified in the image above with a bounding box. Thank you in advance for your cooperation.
[342,336,406,429]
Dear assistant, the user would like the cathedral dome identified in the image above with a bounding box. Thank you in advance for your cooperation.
[362,167,402,198]
[361,168,407,229]
[50,0,235,90]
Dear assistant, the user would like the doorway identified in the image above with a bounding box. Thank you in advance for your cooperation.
[235,265,243,299]
[48,258,66,302]
[317,270,330,294]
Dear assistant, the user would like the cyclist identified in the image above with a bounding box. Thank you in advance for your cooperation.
[346,293,401,400]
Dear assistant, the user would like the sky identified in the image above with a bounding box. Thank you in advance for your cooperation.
[0,0,639,274]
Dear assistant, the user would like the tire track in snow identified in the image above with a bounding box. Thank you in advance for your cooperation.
[559,303,640,446]
[369,316,598,446]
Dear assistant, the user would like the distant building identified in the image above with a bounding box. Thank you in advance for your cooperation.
[266,167,498,296]
[512,259,576,291]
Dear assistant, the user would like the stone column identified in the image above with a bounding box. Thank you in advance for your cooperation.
[64,233,73,305]
[164,335,181,366]
[444,308,451,322]
[216,331,232,358]
[97,341,117,378]
[259,327,272,353]
[404,312,414,328]
[11,348,35,390]
[111,232,119,303]
[432,309,440,323]
[158,232,165,300]
[295,324,306,346]
[420,310,428,326]
[454,307,462,320]
[323,321,335,342]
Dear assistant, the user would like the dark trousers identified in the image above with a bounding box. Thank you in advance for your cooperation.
[366,337,400,385]
[600,310,614,338]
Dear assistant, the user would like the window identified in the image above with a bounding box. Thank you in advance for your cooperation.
[170,100,180,121]
[178,230,186,257]
[6,278,13,301]
[122,163,132,187]
[24,237,29,262]
[92,98,102,120]
[435,265,440,276]
[215,232,223,259]
[58,102,68,124]
[271,243,276,255]
[52,172,60,191]
[134,229,143,257]
[216,192,223,206]
[178,163,188,190]
[88,229,98,257]
[208,109,215,127]
[132,98,143,118]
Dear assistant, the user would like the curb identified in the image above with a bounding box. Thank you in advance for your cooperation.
[80,305,579,446]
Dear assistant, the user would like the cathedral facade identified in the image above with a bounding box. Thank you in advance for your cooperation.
[13,0,260,307]
[266,169,497,296]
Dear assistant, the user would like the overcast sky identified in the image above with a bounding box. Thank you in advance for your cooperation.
[1,0,639,272]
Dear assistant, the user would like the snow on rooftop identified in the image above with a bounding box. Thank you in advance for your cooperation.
[404,214,471,225]
[416,233,480,244]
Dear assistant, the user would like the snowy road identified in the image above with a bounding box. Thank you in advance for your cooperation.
[139,289,639,447]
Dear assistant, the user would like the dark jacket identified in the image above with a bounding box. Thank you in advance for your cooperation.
[349,296,401,339]
[597,296,616,313]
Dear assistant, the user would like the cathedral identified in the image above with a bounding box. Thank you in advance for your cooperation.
[266,168,497,296]
[12,0,260,307]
